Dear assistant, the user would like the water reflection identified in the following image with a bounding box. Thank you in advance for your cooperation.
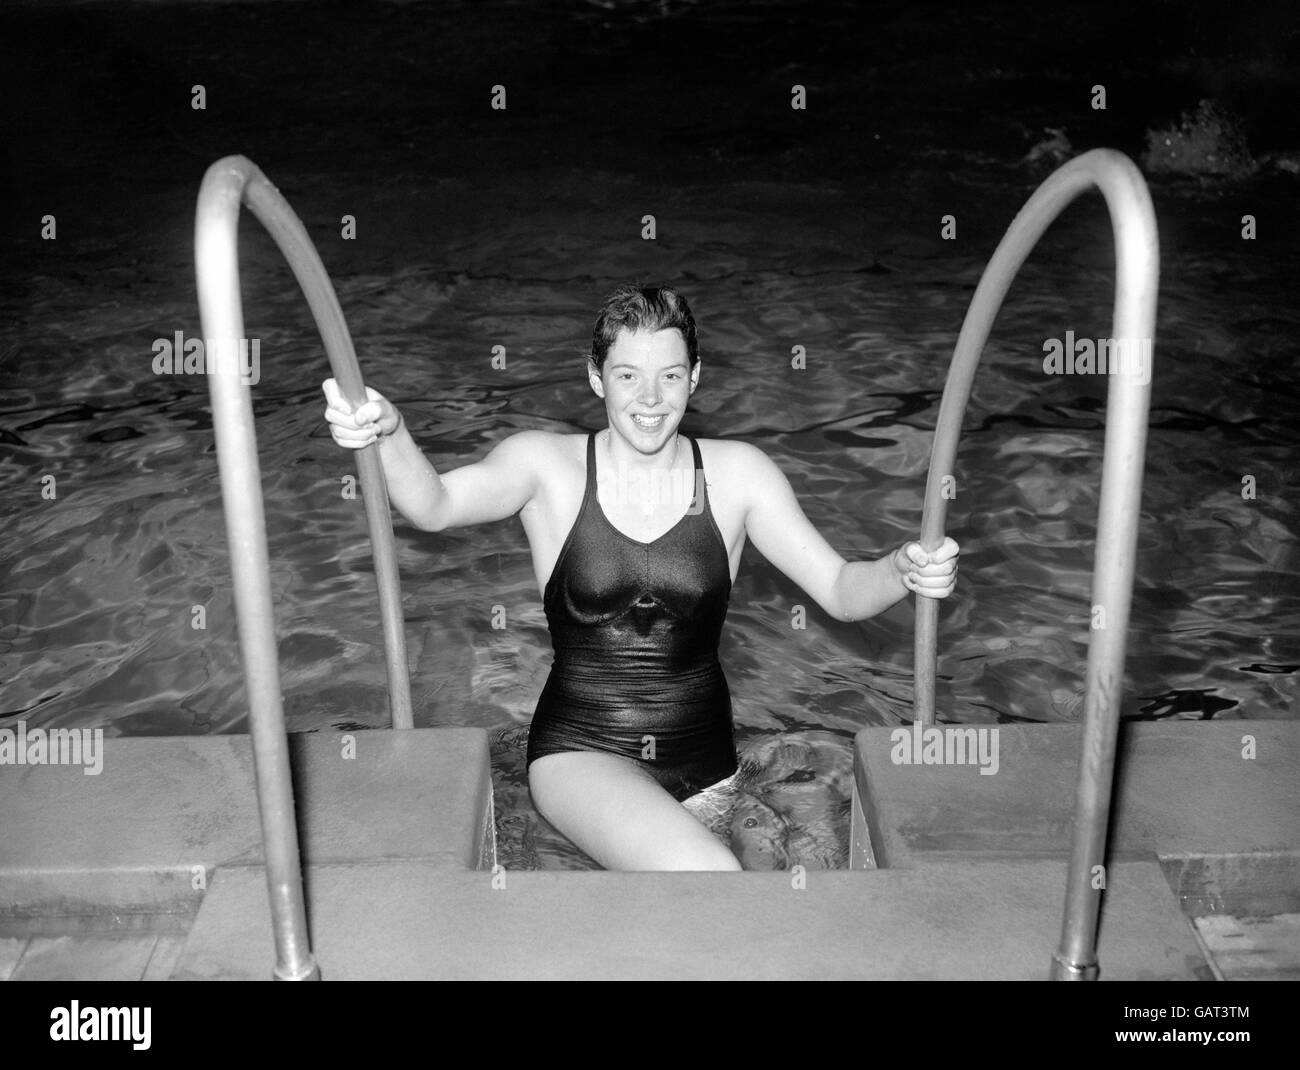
[2,169,1296,870]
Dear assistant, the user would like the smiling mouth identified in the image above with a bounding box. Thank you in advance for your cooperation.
[631,413,667,430]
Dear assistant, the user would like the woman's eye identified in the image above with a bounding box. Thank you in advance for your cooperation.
[782,769,817,783]
[743,817,759,829]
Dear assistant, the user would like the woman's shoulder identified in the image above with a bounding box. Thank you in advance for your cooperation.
[492,429,588,468]
[694,438,791,505]
[496,428,584,451]
[694,435,774,473]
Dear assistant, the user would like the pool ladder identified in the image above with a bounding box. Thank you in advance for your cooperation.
[912,149,1159,979]
[196,149,1157,981]
[196,157,413,981]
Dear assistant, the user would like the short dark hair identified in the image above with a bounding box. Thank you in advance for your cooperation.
[590,285,698,372]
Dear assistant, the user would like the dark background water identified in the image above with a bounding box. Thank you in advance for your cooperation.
[1,1,1297,866]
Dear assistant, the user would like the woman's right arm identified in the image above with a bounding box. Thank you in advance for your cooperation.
[321,378,539,531]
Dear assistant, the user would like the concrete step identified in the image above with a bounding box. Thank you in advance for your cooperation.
[852,720,1300,916]
[9,935,161,981]
[171,859,1209,980]
[1194,913,1300,981]
[0,728,493,927]
[142,934,190,981]
[1,937,27,981]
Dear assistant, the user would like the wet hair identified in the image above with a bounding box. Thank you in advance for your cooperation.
[589,284,699,372]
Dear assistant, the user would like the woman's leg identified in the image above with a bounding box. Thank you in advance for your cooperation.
[529,752,742,871]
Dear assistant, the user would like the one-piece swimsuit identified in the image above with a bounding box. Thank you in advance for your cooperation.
[526,432,738,801]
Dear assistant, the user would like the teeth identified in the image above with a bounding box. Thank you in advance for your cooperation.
[632,414,665,428]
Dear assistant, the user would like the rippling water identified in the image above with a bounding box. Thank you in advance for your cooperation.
[2,0,1297,870]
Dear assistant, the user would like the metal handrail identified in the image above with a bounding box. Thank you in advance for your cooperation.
[195,155,417,980]
[909,149,1159,979]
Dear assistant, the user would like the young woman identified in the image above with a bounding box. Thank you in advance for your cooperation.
[323,285,958,871]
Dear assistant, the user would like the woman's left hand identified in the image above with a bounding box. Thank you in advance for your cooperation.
[893,537,959,599]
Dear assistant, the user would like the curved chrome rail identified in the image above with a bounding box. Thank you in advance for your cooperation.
[195,155,417,980]
[910,149,1159,979]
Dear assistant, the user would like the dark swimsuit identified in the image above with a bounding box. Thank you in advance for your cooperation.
[526,432,738,801]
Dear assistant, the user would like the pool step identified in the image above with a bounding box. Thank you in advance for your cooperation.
[1,936,26,981]
[169,858,1208,980]
[0,728,493,929]
[851,719,1300,916]
[1193,913,1300,981]
[7,722,1288,979]
[3,932,189,982]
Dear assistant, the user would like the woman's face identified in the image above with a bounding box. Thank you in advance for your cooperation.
[589,328,699,453]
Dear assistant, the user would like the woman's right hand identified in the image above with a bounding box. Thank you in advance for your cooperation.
[322,378,402,449]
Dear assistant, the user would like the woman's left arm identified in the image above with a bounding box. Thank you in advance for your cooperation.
[739,444,958,622]
[834,539,959,619]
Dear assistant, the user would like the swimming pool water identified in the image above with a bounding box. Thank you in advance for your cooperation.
[2,1,1297,869]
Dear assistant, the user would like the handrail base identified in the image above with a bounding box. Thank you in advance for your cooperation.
[1049,952,1099,981]
[274,961,323,981]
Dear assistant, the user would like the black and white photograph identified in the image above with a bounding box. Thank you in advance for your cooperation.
[1,0,1297,1010]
